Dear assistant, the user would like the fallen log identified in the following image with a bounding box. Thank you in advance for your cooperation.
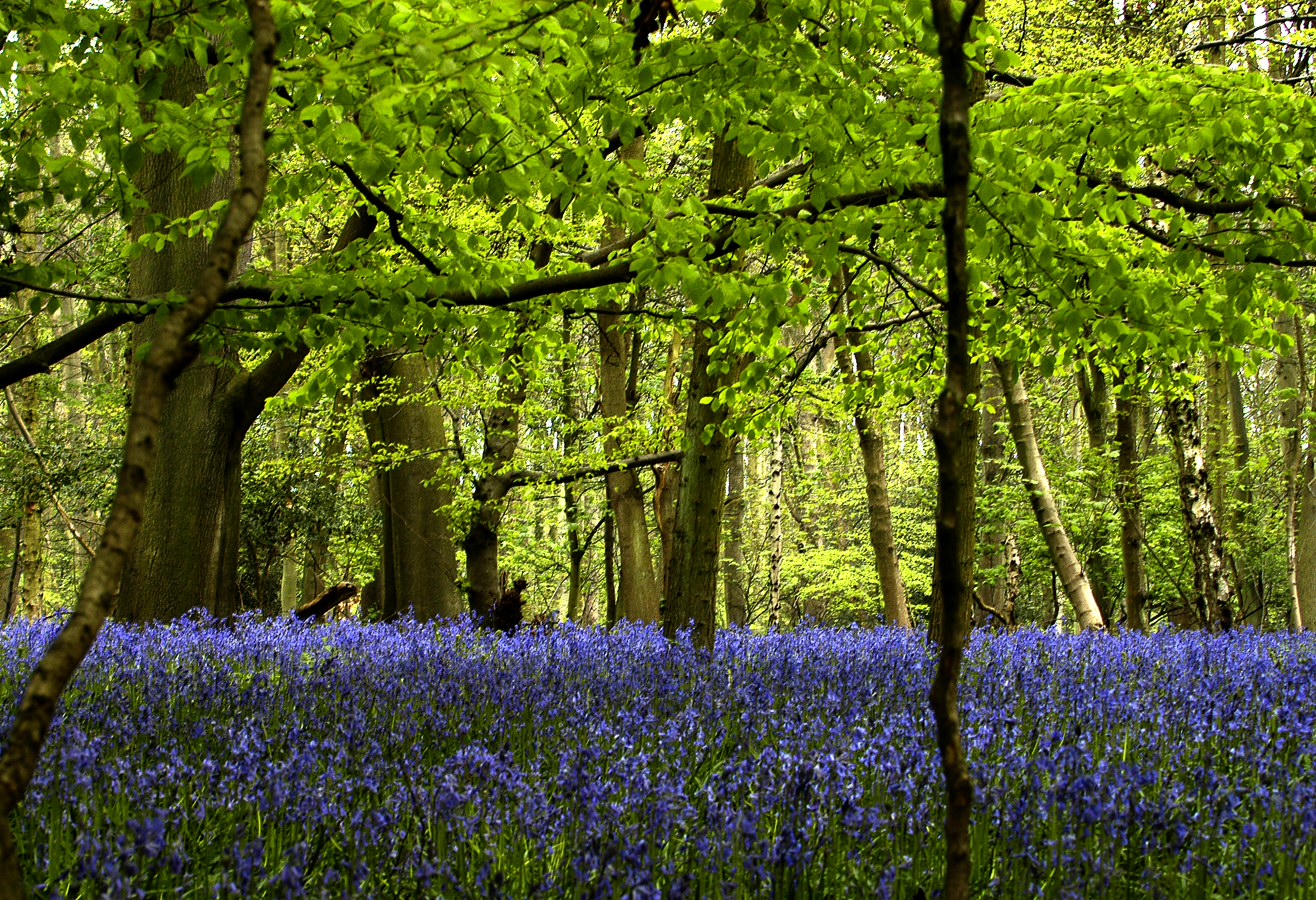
[292,582,358,622]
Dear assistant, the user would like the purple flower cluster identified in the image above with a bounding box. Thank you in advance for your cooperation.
[1,617,1313,897]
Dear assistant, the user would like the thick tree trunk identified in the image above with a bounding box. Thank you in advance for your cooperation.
[663,326,736,647]
[361,352,461,620]
[994,357,1105,631]
[722,442,748,627]
[1113,375,1150,633]
[1165,375,1235,633]
[598,313,662,622]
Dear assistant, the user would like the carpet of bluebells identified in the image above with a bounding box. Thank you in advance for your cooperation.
[2,618,1315,898]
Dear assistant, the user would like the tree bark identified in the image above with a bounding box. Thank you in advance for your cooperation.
[598,140,663,624]
[1226,364,1264,625]
[976,373,1009,628]
[1165,372,1235,633]
[722,441,748,627]
[841,328,912,630]
[994,357,1105,631]
[661,133,755,650]
[1113,372,1150,633]
[1075,358,1115,627]
[767,429,785,628]
[1279,314,1316,630]
[928,1,982,894]
[463,332,527,621]
[928,358,979,643]
[360,352,461,620]
[0,3,275,888]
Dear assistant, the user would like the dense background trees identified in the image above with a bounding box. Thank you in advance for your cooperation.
[0,0,1312,641]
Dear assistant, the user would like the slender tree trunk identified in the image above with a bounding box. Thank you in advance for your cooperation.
[767,429,785,628]
[1114,373,1150,633]
[722,441,748,627]
[655,327,683,590]
[464,339,525,621]
[841,330,912,630]
[1226,366,1263,625]
[928,2,981,893]
[928,358,979,643]
[1279,314,1316,630]
[0,5,275,887]
[1075,358,1115,627]
[1165,372,1235,633]
[662,133,755,650]
[361,352,461,620]
[976,375,1010,628]
[994,357,1105,631]
[603,513,617,627]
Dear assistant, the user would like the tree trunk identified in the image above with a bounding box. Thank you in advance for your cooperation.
[1113,372,1150,633]
[722,441,749,628]
[928,358,979,643]
[655,327,683,589]
[845,347,912,630]
[928,1,981,893]
[1164,372,1235,633]
[463,335,526,621]
[976,373,1009,628]
[1226,365,1264,625]
[1075,358,1115,627]
[598,140,663,624]
[661,133,755,650]
[994,357,1105,631]
[1279,314,1316,630]
[767,429,785,628]
[0,4,275,887]
[360,352,461,620]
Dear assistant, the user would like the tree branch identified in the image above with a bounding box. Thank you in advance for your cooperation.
[0,310,138,391]
[507,449,683,487]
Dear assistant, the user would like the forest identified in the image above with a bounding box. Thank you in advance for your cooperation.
[0,0,1314,896]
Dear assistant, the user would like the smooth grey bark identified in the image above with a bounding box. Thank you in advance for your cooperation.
[994,357,1105,631]
[360,352,461,620]
[1113,374,1150,633]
